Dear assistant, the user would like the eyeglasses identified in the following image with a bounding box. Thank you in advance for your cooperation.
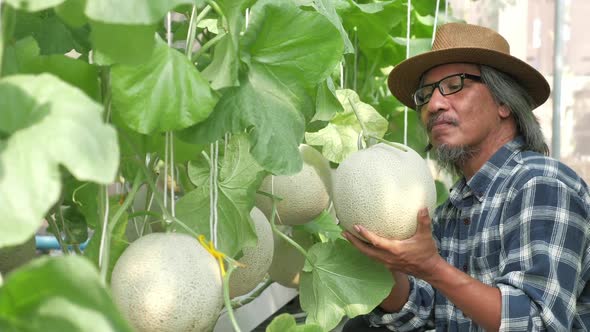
[412,73,482,107]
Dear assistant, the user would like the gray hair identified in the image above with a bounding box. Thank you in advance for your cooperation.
[479,65,549,155]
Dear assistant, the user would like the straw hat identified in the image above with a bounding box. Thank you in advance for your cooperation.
[388,22,550,110]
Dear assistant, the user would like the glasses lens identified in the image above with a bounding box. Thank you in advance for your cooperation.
[414,85,433,106]
[440,75,464,95]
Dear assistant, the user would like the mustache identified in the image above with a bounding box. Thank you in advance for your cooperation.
[424,113,459,152]
[426,113,459,132]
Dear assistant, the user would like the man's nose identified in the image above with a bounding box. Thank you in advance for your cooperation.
[425,87,449,114]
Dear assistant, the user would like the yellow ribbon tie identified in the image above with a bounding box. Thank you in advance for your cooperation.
[198,235,226,276]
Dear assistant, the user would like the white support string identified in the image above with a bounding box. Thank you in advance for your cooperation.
[164,13,176,219]
[340,62,345,88]
[432,0,441,46]
[209,142,220,247]
[403,0,412,146]
[169,133,175,217]
[245,8,250,28]
[427,1,442,161]
[98,187,110,269]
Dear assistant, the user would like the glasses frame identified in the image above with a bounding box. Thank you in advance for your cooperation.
[412,73,482,108]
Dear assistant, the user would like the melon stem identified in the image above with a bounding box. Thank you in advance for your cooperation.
[267,199,313,267]
[365,135,409,152]
[221,263,242,332]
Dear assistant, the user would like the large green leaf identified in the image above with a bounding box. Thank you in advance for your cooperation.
[339,0,404,49]
[299,240,393,331]
[0,74,119,247]
[111,36,218,134]
[172,134,265,258]
[1,36,40,76]
[12,10,79,56]
[89,22,156,66]
[305,89,388,163]
[55,0,87,27]
[297,0,354,53]
[0,255,133,332]
[4,0,65,11]
[20,54,101,100]
[85,0,203,24]
[180,0,343,175]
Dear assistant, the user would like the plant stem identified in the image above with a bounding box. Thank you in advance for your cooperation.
[347,96,369,141]
[221,263,242,332]
[185,5,212,58]
[267,195,311,263]
[98,172,141,282]
[365,134,409,152]
[230,278,273,309]
[192,30,227,62]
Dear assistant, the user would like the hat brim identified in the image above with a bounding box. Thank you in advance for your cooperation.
[388,48,550,110]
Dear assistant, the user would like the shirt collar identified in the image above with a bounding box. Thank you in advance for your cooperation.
[448,137,525,206]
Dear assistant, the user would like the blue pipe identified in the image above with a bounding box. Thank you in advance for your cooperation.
[35,235,90,251]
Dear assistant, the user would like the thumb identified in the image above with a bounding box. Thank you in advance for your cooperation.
[416,207,432,233]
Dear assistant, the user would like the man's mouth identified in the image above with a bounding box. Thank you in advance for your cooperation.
[427,115,458,132]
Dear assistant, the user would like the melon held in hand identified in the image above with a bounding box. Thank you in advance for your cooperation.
[333,142,437,240]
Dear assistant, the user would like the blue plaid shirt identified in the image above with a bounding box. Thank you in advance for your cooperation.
[369,137,590,331]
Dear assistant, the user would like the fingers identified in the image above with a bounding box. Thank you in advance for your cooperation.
[415,208,432,234]
[352,224,390,249]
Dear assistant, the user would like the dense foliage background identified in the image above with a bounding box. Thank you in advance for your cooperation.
[0,0,453,330]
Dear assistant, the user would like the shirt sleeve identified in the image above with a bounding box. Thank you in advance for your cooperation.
[366,276,436,331]
[496,175,590,331]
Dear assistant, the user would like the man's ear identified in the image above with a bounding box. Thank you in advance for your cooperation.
[498,103,511,119]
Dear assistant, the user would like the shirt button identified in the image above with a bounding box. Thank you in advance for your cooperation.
[462,264,468,272]
[463,218,471,225]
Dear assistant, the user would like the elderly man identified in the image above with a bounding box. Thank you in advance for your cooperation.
[343,23,590,331]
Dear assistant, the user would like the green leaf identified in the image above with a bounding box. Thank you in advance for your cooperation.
[34,14,76,55]
[305,89,388,163]
[201,0,250,89]
[1,36,40,77]
[0,74,119,247]
[172,134,266,257]
[55,0,88,27]
[62,177,101,229]
[111,36,218,134]
[299,209,343,242]
[60,205,89,244]
[89,22,156,66]
[266,313,324,332]
[340,0,404,49]
[299,240,393,331]
[84,0,203,25]
[180,0,343,175]
[300,0,354,53]
[0,255,133,332]
[13,10,77,56]
[4,0,65,11]
[312,77,343,123]
[19,54,101,100]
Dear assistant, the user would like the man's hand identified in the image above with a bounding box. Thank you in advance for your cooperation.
[342,208,443,280]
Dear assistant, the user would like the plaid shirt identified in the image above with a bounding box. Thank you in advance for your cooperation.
[368,137,590,331]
